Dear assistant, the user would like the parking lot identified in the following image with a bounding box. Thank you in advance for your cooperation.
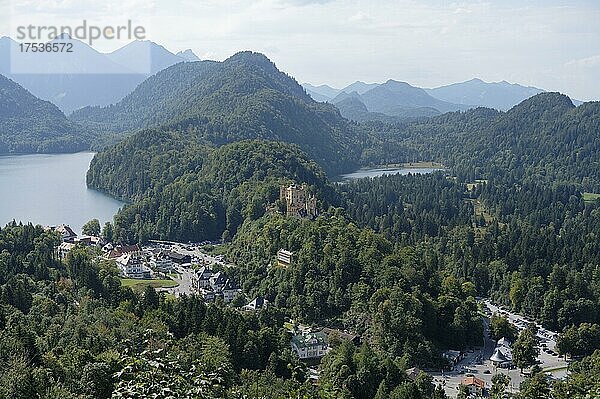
[431,300,568,397]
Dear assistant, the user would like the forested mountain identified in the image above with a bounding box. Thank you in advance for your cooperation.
[89,139,335,243]
[0,36,198,113]
[74,51,369,174]
[425,78,545,111]
[374,93,600,191]
[0,74,86,153]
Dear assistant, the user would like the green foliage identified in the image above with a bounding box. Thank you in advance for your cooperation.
[557,323,600,359]
[0,74,87,154]
[490,314,517,342]
[74,52,371,176]
[319,341,446,399]
[512,325,540,371]
[82,219,101,236]
[228,212,482,365]
[374,93,600,191]
[91,139,334,243]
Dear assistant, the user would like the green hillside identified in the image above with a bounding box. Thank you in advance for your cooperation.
[0,74,85,153]
[74,52,370,175]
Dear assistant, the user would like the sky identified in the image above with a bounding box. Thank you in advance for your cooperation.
[1,0,599,100]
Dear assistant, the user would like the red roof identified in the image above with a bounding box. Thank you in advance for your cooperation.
[462,376,485,389]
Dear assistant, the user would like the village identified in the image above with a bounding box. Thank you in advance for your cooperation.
[45,184,571,396]
[46,183,351,371]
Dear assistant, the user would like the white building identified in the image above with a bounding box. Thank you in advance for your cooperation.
[291,332,329,359]
[150,255,173,273]
[117,253,151,279]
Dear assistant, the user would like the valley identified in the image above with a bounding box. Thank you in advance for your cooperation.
[0,25,598,399]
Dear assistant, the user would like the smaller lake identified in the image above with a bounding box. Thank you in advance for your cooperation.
[338,166,443,181]
[0,152,125,233]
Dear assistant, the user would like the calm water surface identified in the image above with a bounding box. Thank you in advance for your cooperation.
[0,152,124,233]
[338,166,442,181]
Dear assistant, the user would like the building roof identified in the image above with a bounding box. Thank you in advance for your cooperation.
[291,332,328,349]
[58,242,76,250]
[320,328,359,343]
[222,278,240,291]
[405,367,422,381]
[245,297,268,310]
[166,251,189,260]
[197,266,212,277]
[210,271,228,286]
[497,337,512,348]
[54,224,77,238]
[108,244,141,259]
[462,376,485,389]
[490,348,510,363]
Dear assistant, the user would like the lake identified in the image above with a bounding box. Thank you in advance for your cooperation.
[0,152,125,233]
[338,166,443,181]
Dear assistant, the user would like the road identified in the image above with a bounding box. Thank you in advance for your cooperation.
[431,299,568,398]
[149,242,231,298]
[159,265,196,297]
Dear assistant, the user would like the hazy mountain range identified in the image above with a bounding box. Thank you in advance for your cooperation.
[0,74,85,153]
[303,78,583,121]
[0,36,200,113]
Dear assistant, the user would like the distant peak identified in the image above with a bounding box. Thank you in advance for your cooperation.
[55,32,72,40]
[225,51,274,68]
[176,49,200,62]
[384,79,413,87]
[468,77,484,83]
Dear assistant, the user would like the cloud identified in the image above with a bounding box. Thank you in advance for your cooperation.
[565,54,600,68]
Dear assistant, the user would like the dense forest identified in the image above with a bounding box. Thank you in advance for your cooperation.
[2,48,600,397]
[73,52,378,175]
[0,222,468,398]
[91,139,336,243]
[372,93,600,191]
[0,74,87,153]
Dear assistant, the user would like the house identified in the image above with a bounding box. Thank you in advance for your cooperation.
[74,235,104,247]
[209,271,228,291]
[194,269,241,304]
[150,253,173,273]
[291,331,329,359]
[277,249,293,268]
[221,278,241,302]
[280,184,318,218]
[461,376,486,396]
[319,328,360,345]
[57,242,76,260]
[490,337,513,368]
[165,251,191,265]
[116,253,151,279]
[490,347,513,368]
[243,297,269,311]
[107,244,142,259]
[53,224,77,242]
[193,266,213,289]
